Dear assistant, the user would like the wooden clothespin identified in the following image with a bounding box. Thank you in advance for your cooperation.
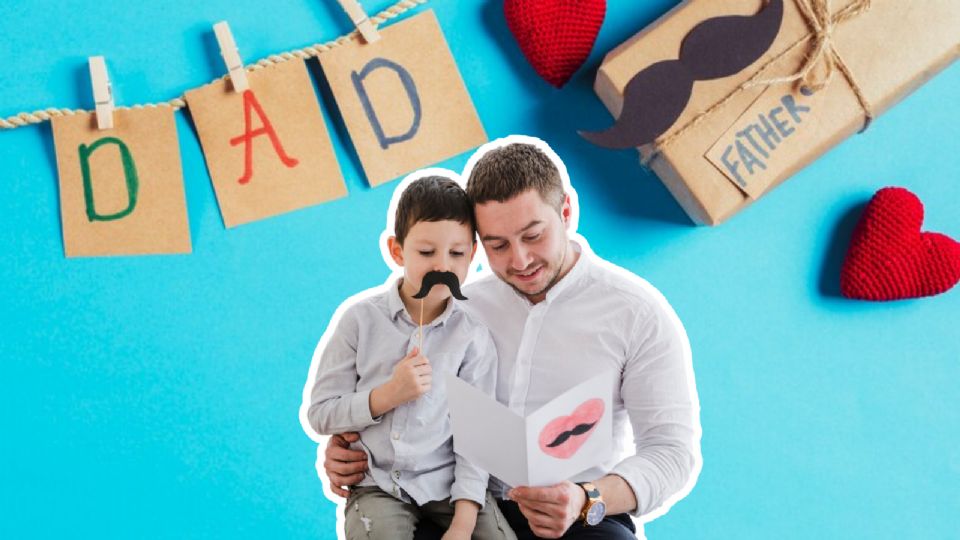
[88,56,114,130]
[337,0,380,43]
[213,21,249,92]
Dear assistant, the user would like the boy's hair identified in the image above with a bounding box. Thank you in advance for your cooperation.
[466,143,565,212]
[394,176,476,245]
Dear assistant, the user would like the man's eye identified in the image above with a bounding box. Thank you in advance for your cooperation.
[418,250,435,256]
[491,244,507,252]
[523,233,541,242]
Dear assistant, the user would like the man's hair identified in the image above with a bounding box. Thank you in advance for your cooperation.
[466,143,565,211]
[394,176,476,245]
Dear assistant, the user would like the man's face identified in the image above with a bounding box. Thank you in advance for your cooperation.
[474,189,571,303]
[389,219,476,303]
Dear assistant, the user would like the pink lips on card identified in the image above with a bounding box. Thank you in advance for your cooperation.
[538,399,605,459]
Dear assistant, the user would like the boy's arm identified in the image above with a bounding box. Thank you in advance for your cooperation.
[445,500,480,537]
[306,308,382,435]
[448,328,498,508]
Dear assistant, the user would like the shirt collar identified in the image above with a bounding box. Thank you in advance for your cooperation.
[387,277,458,328]
[543,240,588,304]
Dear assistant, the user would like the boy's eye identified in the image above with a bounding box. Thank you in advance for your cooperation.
[418,250,435,256]
[450,251,465,257]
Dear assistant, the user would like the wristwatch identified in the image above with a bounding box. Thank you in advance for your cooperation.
[577,482,607,526]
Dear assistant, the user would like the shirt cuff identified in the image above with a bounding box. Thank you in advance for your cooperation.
[449,480,488,509]
[350,389,381,428]
[609,463,648,518]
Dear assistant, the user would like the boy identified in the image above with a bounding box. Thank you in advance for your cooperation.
[306,175,516,540]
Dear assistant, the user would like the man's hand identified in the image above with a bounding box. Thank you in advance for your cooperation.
[508,481,586,539]
[323,432,367,498]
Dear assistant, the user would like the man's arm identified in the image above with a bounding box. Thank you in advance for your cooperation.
[509,300,699,537]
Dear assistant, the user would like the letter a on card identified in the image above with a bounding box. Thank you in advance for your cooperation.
[185,58,346,227]
[320,10,487,187]
[51,108,191,258]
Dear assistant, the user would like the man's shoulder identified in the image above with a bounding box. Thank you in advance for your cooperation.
[582,254,671,318]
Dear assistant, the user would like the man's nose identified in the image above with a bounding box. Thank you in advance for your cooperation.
[510,244,532,270]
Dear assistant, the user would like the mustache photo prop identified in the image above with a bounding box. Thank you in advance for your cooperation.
[412,270,468,300]
[580,0,784,149]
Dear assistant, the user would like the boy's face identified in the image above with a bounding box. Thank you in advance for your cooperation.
[474,188,571,303]
[389,219,476,303]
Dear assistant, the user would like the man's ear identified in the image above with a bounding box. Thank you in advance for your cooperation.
[387,236,404,267]
[560,193,573,229]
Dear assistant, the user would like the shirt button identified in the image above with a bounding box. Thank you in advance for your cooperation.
[392,432,400,440]
[394,471,401,479]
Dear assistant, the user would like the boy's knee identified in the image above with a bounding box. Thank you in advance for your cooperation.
[345,489,418,540]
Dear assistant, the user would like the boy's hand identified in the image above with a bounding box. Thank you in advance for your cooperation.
[440,524,473,540]
[324,432,367,498]
[387,347,432,405]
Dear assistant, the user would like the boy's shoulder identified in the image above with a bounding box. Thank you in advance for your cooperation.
[335,285,394,324]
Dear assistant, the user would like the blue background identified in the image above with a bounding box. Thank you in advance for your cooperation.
[1,1,958,538]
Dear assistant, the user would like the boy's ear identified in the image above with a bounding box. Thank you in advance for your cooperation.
[387,236,404,267]
[470,241,478,260]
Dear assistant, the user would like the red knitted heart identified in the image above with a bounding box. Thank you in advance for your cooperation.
[840,187,960,301]
[504,0,606,88]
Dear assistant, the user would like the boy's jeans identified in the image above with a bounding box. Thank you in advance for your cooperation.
[344,486,517,540]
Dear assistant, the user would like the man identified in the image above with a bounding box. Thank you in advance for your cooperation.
[321,137,701,539]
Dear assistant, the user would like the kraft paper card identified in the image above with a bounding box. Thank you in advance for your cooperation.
[51,108,191,258]
[185,57,346,228]
[445,371,613,488]
[319,9,488,187]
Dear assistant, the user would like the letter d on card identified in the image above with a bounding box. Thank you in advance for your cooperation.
[51,108,191,258]
[185,58,346,227]
[320,10,487,187]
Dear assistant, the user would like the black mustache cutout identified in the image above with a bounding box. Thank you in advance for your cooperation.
[546,421,598,448]
[412,271,467,300]
[581,0,784,149]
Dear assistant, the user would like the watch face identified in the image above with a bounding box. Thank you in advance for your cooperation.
[586,501,606,525]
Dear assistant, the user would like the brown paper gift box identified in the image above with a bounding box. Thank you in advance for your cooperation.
[593,0,959,225]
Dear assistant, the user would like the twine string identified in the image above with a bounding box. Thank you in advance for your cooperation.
[643,0,874,166]
[0,0,426,130]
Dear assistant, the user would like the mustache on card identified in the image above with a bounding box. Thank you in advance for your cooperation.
[412,271,467,300]
[580,0,784,149]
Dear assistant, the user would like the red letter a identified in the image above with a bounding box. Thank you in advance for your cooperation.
[228,90,299,184]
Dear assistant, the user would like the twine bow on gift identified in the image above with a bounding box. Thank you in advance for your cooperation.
[645,0,875,166]
[748,0,875,129]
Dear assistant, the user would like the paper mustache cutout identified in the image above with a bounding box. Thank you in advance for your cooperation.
[580,0,784,149]
[412,270,467,300]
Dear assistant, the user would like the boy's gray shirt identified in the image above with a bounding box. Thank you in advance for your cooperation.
[307,279,497,507]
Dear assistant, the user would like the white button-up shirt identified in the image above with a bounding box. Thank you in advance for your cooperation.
[307,279,497,506]
[462,241,699,518]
